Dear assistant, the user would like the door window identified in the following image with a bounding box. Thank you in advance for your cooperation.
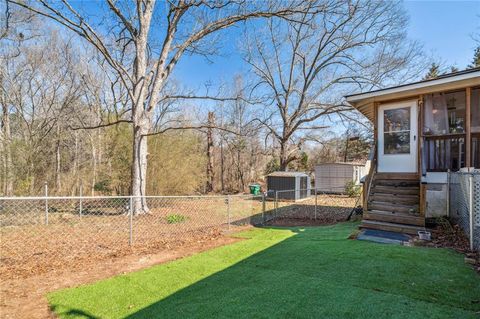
[383,107,411,154]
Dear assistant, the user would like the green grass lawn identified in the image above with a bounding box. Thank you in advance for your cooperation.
[48,223,480,319]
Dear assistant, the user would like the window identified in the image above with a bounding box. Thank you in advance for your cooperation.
[383,107,410,154]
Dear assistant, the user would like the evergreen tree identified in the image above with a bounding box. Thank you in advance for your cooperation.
[449,66,459,73]
[468,46,480,69]
[424,63,441,80]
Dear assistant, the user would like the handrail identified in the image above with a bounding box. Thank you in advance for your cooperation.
[362,143,376,210]
[424,133,465,140]
[421,136,427,176]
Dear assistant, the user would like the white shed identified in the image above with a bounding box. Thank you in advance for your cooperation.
[314,163,367,193]
[266,171,311,201]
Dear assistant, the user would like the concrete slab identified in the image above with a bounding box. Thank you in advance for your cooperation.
[357,229,411,245]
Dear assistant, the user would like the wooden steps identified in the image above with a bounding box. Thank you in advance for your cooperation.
[368,201,419,214]
[364,210,425,226]
[372,185,419,195]
[361,173,424,235]
[370,193,419,205]
[373,179,419,187]
[374,173,419,180]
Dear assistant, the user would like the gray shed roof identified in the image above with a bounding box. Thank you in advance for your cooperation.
[267,171,308,177]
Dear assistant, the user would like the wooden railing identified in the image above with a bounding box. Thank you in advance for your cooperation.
[424,133,465,172]
[361,143,376,210]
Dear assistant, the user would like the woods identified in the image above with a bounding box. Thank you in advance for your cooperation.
[1,0,426,202]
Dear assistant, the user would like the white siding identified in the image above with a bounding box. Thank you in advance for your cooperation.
[315,164,358,193]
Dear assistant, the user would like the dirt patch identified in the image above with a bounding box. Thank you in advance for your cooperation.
[0,230,244,319]
[0,196,263,280]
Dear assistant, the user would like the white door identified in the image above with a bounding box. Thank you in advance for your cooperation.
[378,100,418,173]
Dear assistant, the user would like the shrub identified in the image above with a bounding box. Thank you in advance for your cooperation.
[166,214,187,224]
[345,180,361,197]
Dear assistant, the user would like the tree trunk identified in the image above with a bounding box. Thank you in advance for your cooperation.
[90,135,97,196]
[279,142,288,171]
[1,104,13,196]
[236,149,244,191]
[344,128,350,162]
[72,131,79,196]
[205,112,215,193]
[131,121,150,214]
[55,125,61,193]
[220,138,225,192]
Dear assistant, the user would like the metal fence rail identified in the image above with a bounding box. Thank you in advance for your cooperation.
[0,188,360,278]
[449,172,480,251]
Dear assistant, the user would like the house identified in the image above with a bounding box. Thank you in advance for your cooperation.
[345,68,480,234]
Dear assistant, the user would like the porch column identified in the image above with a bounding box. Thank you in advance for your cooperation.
[466,87,471,169]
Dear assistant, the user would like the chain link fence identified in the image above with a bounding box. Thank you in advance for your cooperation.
[266,187,361,224]
[0,188,360,278]
[449,172,480,251]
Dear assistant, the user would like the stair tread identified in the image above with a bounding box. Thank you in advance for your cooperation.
[373,185,419,189]
[361,220,425,230]
[371,192,419,198]
[368,201,419,213]
[368,200,418,208]
[368,209,423,218]
[365,210,424,224]
[370,195,419,205]
[374,173,419,180]
[373,180,419,186]
[372,186,419,195]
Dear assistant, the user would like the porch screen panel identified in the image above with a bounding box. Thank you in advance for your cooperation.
[472,88,480,168]
[424,93,449,135]
[424,92,466,171]
[383,107,410,154]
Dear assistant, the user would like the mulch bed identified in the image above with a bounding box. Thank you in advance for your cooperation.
[420,219,480,273]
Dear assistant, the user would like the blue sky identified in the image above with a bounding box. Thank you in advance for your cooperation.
[174,1,480,91]
[404,0,479,69]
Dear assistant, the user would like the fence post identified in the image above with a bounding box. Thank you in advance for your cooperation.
[79,183,83,217]
[469,174,474,251]
[446,169,450,218]
[274,191,278,221]
[129,196,133,245]
[44,182,49,225]
[314,188,318,220]
[227,195,231,231]
[261,192,266,224]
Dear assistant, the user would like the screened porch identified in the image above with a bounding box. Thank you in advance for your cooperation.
[422,87,480,172]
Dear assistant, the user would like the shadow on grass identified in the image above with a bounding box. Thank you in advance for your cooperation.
[120,225,479,319]
[50,305,101,319]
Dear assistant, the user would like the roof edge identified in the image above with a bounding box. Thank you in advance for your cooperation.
[345,68,480,102]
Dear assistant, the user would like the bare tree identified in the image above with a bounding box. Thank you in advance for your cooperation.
[205,111,215,193]
[245,0,422,170]
[9,0,314,212]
